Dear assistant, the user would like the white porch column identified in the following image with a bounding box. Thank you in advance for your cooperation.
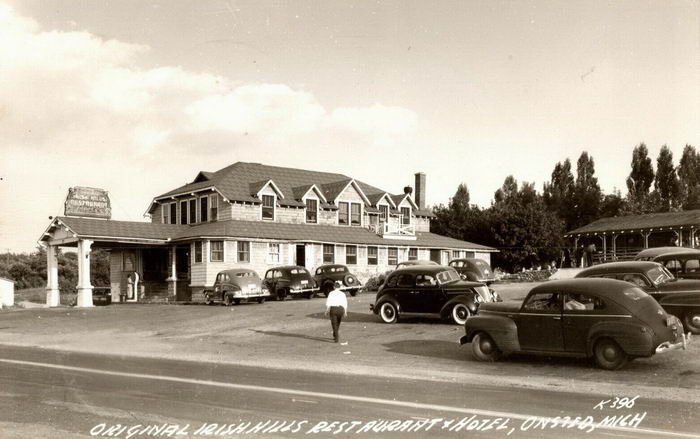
[45,245,60,307]
[166,245,177,301]
[76,239,94,307]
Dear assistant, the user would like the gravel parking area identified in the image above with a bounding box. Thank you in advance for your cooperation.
[1,283,698,403]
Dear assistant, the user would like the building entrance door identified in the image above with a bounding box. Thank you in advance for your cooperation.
[296,245,306,267]
[175,246,191,301]
[430,249,441,263]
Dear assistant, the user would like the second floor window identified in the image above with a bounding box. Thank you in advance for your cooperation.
[169,203,177,224]
[351,203,361,226]
[180,200,188,225]
[210,195,218,221]
[237,241,250,263]
[189,199,197,224]
[368,246,378,265]
[346,245,357,264]
[409,248,418,260]
[194,241,202,263]
[262,195,275,220]
[388,247,398,265]
[200,196,208,222]
[162,204,169,224]
[323,244,335,263]
[401,207,410,225]
[210,241,224,262]
[306,199,318,223]
[338,202,349,225]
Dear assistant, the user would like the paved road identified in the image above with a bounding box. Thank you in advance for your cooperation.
[1,345,698,439]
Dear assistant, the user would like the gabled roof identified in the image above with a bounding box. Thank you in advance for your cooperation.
[366,192,396,208]
[390,193,419,210]
[566,209,700,236]
[292,184,327,203]
[43,217,496,252]
[150,162,401,211]
[193,171,214,183]
[249,179,285,199]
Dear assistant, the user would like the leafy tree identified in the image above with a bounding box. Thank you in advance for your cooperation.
[543,159,575,230]
[678,144,700,209]
[626,143,654,206]
[600,189,626,218]
[571,152,602,229]
[654,145,680,211]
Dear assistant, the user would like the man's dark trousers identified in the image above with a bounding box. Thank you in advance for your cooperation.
[329,306,344,342]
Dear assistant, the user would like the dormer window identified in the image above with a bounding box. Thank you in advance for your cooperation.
[401,207,411,225]
[189,199,197,224]
[209,194,218,221]
[338,202,349,225]
[351,203,361,226]
[379,205,388,222]
[306,199,318,223]
[180,200,188,225]
[262,195,275,221]
[169,202,177,224]
[200,196,208,222]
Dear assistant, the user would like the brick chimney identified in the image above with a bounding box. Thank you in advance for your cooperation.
[415,172,426,209]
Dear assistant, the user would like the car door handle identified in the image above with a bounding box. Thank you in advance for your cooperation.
[552,316,561,320]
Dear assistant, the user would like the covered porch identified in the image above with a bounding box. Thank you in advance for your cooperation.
[565,209,700,262]
[39,217,188,307]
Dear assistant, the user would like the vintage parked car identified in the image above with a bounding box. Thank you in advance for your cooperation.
[460,278,690,370]
[92,286,112,306]
[449,258,497,284]
[313,264,362,297]
[370,265,500,325]
[396,260,439,269]
[263,265,319,300]
[204,269,270,305]
[653,250,700,280]
[575,261,700,334]
[634,246,698,261]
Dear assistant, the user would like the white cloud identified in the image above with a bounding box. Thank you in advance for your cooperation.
[0,3,419,252]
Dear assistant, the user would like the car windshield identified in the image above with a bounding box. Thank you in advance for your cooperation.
[646,266,673,285]
[436,268,460,285]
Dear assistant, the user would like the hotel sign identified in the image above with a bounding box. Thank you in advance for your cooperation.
[64,187,112,219]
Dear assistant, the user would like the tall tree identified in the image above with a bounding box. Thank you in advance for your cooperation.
[654,145,680,211]
[678,144,700,209]
[625,143,655,206]
[571,152,602,229]
[543,158,575,230]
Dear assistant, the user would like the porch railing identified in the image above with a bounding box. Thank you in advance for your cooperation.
[368,222,415,237]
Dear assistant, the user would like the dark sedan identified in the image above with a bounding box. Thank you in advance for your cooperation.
[448,258,496,284]
[370,266,499,325]
[461,278,690,370]
[576,261,700,334]
[263,266,319,300]
[313,264,361,297]
[653,250,700,280]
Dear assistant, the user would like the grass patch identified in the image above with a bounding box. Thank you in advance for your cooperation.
[15,287,77,305]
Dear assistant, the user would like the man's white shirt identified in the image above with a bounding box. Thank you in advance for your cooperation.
[325,289,347,310]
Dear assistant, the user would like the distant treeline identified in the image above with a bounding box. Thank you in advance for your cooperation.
[432,143,700,272]
[0,247,110,291]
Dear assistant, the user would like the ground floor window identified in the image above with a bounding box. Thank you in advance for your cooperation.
[388,247,398,265]
[452,250,460,259]
[268,243,280,263]
[194,241,203,263]
[210,241,224,262]
[368,246,378,265]
[346,245,357,264]
[409,248,418,260]
[238,241,250,263]
[323,244,335,263]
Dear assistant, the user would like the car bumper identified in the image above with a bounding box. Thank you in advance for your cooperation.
[232,291,271,299]
[655,332,692,354]
[289,287,319,295]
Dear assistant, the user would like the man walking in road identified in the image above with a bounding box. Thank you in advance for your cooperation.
[325,281,347,343]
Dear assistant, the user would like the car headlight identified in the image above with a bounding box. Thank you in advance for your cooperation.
[262,287,269,294]
[473,295,481,303]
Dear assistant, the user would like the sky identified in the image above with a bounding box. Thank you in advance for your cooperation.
[0,0,698,253]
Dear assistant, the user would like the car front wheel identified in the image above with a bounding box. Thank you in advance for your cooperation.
[451,303,471,325]
[593,338,628,370]
[683,312,700,334]
[223,295,233,306]
[471,332,501,362]
[379,302,398,324]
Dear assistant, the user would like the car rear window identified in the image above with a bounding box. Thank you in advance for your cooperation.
[622,287,649,301]
[471,260,490,269]
[235,272,254,277]
[290,268,309,275]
